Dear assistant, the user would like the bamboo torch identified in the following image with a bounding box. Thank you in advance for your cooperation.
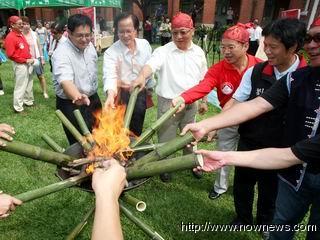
[55,110,92,151]
[73,109,95,146]
[119,202,164,240]
[66,206,95,240]
[41,134,65,153]
[0,140,75,167]
[123,87,140,130]
[127,153,203,180]
[130,99,183,148]
[15,174,89,202]
[121,193,146,212]
[134,131,195,167]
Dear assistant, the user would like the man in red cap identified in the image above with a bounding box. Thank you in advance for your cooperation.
[172,23,261,198]
[5,16,35,113]
[132,12,208,182]
[183,17,320,240]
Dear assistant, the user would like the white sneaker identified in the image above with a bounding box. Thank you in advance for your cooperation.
[43,93,49,99]
[0,90,4,95]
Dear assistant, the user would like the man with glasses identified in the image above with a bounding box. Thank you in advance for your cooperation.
[183,17,320,240]
[103,12,152,137]
[133,12,208,182]
[172,23,261,196]
[4,16,35,113]
[52,14,101,145]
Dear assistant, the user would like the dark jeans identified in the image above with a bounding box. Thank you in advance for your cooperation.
[0,77,3,90]
[270,173,320,240]
[56,93,102,145]
[117,88,146,137]
[233,140,278,224]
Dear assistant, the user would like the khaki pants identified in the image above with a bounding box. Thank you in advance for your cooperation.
[157,95,198,155]
[213,126,239,194]
[13,62,34,112]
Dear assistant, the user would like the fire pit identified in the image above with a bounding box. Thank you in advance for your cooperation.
[0,89,204,239]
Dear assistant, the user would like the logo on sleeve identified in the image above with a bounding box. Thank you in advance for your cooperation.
[19,43,25,49]
[221,82,234,95]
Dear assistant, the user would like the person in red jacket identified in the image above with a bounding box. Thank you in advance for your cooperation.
[172,23,261,199]
[4,16,35,113]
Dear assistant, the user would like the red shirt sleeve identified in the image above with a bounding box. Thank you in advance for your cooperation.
[181,63,220,104]
[4,34,28,63]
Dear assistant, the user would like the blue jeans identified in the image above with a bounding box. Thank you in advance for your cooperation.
[270,172,320,240]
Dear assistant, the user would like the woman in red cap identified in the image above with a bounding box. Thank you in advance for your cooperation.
[4,16,35,113]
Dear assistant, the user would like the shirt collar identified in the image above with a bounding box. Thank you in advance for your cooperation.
[119,38,138,56]
[171,41,195,52]
[223,54,255,72]
[66,37,86,53]
[273,55,300,80]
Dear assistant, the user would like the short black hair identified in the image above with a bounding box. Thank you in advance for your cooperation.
[67,14,92,33]
[51,22,64,33]
[262,18,306,52]
[114,12,139,31]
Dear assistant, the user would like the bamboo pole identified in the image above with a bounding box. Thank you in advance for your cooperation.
[55,110,92,151]
[73,109,95,146]
[131,142,166,152]
[66,206,95,240]
[15,174,89,202]
[130,99,183,148]
[41,134,65,153]
[127,153,203,180]
[119,202,164,240]
[121,193,146,212]
[124,87,140,130]
[133,131,195,167]
[0,140,75,167]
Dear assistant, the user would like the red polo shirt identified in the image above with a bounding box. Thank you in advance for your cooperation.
[181,54,261,108]
[4,30,31,63]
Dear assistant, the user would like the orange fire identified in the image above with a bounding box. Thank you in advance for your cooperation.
[88,105,133,163]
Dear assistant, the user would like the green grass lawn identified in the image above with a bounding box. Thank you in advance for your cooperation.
[0,54,307,240]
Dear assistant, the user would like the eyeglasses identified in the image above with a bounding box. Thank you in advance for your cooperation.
[304,33,320,44]
[219,44,241,51]
[172,29,191,37]
[118,28,135,35]
[71,32,92,39]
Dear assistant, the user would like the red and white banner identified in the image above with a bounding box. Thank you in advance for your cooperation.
[280,9,301,19]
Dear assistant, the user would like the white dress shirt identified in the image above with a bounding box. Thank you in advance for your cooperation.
[233,55,300,102]
[52,38,98,99]
[103,38,152,93]
[146,41,207,99]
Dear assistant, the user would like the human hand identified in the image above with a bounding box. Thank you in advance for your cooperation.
[193,150,227,172]
[198,102,208,115]
[131,75,146,92]
[0,193,22,219]
[104,90,116,109]
[92,159,127,200]
[0,124,15,146]
[207,130,217,142]
[180,122,208,142]
[72,94,90,106]
[26,59,34,65]
[171,96,185,113]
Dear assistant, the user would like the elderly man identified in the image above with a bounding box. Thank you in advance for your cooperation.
[103,12,152,137]
[172,23,261,198]
[183,17,320,240]
[4,16,35,113]
[133,12,208,182]
[52,14,101,145]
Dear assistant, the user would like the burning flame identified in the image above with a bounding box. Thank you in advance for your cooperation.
[88,105,132,163]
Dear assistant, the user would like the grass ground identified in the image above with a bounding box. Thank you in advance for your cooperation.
[0,49,307,240]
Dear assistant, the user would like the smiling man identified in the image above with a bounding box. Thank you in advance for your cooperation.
[5,16,35,113]
[171,23,261,197]
[52,14,101,145]
[103,12,152,137]
[183,17,320,240]
[132,12,208,182]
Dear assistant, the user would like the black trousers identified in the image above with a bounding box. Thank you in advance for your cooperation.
[248,40,259,55]
[117,88,147,137]
[56,93,102,145]
[233,139,278,225]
